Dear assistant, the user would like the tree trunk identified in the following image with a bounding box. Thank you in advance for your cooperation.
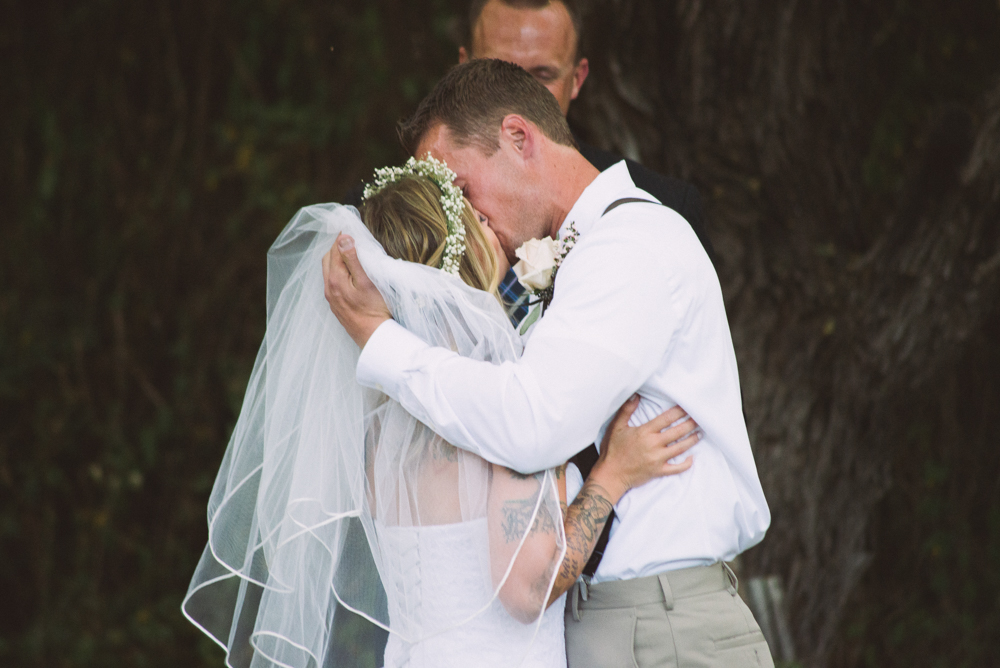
[572,1,1000,664]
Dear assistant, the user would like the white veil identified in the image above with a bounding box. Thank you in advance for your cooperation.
[183,204,566,668]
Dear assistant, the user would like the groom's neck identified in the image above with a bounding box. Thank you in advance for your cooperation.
[543,145,600,239]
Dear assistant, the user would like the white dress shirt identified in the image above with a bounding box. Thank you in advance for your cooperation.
[357,161,770,581]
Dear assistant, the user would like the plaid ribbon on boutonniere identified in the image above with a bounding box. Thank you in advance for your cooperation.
[512,224,579,335]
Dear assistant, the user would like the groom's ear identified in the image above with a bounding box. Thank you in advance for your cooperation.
[499,114,536,161]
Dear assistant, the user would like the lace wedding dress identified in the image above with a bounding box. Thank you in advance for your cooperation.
[378,519,567,668]
[183,204,567,668]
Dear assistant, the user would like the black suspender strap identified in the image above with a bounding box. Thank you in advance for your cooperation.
[569,197,661,579]
[602,197,657,215]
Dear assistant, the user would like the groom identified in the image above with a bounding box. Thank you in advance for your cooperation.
[324,59,772,667]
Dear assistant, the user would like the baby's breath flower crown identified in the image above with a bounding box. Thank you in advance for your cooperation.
[362,155,467,276]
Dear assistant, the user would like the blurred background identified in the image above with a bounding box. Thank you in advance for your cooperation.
[2,1,1000,666]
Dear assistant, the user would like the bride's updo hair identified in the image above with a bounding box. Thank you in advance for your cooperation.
[361,175,501,295]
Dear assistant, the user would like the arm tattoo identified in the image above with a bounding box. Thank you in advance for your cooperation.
[500,498,558,542]
[434,441,459,462]
[556,481,615,590]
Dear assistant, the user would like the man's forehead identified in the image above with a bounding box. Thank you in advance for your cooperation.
[471,1,576,65]
[415,125,472,176]
[415,123,452,160]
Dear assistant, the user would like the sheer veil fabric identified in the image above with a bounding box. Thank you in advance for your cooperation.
[183,204,566,668]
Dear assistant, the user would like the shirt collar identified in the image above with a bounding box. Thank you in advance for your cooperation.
[556,160,635,239]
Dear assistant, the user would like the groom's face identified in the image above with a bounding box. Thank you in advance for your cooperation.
[415,123,539,265]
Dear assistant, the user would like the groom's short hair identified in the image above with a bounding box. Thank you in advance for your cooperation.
[398,58,575,156]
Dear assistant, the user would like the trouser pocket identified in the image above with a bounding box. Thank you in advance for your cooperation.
[709,594,774,668]
[565,607,638,668]
[714,631,772,668]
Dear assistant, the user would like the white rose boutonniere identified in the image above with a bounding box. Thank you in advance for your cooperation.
[512,237,560,291]
[512,224,579,335]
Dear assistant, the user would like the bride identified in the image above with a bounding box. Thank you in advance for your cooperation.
[182,156,699,668]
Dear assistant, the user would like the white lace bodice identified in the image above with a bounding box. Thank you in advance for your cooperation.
[376,518,567,668]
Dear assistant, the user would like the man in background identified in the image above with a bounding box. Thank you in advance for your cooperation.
[459,0,714,320]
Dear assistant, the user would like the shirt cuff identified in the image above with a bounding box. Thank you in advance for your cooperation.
[356,319,429,395]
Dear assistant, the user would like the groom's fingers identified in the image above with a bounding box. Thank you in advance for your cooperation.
[337,234,376,291]
[322,233,392,349]
[323,235,352,305]
[323,234,370,299]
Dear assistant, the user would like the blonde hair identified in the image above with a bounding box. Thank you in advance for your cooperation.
[361,175,500,295]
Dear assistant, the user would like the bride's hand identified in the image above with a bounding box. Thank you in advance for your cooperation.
[590,396,699,501]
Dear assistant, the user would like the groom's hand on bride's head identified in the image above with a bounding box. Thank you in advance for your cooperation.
[322,233,391,348]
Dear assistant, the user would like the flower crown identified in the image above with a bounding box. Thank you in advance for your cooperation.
[362,155,467,276]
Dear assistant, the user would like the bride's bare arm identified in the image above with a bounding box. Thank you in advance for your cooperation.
[487,397,700,621]
[547,397,699,605]
[487,467,565,623]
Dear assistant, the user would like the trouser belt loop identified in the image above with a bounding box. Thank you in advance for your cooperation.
[657,573,675,610]
[570,579,589,622]
[722,562,738,596]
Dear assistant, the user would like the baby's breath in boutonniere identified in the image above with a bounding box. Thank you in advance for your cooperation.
[513,223,579,334]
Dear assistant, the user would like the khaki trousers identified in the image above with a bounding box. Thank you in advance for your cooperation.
[564,563,774,668]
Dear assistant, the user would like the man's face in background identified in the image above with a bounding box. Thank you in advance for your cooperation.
[459,0,589,116]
